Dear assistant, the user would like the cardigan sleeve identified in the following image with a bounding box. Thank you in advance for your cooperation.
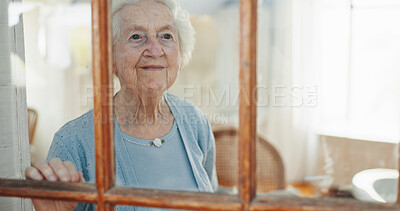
[46,133,83,173]
[201,115,219,192]
[46,131,95,211]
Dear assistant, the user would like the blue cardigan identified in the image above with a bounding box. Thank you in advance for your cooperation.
[47,93,218,210]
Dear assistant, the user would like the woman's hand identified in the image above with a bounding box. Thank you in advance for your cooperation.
[25,158,85,211]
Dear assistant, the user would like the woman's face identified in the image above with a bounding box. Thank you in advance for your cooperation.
[113,0,180,97]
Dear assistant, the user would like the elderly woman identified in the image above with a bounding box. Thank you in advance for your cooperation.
[25,0,218,210]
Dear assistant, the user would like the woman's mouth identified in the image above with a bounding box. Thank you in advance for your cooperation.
[140,65,165,71]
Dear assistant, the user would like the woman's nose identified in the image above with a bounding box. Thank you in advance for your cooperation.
[144,37,164,57]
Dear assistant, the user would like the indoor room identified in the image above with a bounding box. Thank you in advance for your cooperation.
[1,0,399,210]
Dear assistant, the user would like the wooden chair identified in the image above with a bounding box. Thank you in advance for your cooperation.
[27,108,38,145]
[213,126,285,193]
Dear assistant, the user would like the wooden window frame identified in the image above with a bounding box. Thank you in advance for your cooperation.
[0,0,399,210]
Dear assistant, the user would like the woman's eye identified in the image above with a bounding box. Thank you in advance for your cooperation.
[162,34,172,40]
[131,34,140,40]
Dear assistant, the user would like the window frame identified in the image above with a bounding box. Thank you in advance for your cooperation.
[0,0,399,210]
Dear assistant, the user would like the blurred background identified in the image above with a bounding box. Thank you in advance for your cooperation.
[2,0,400,207]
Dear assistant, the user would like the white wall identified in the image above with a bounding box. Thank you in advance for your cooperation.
[0,0,33,210]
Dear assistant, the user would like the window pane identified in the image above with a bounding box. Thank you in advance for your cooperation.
[314,1,400,204]
[256,0,399,204]
[23,2,93,164]
[349,6,400,141]
[18,1,95,210]
[111,0,239,204]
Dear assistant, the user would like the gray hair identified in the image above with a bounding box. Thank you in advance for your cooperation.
[112,0,195,67]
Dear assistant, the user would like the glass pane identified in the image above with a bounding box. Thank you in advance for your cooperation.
[111,1,239,208]
[24,2,93,165]
[170,1,241,194]
[19,0,93,205]
[255,0,300,195]
[255,0,399,204]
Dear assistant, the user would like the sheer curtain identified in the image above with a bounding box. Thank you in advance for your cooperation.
[257,0,320,183]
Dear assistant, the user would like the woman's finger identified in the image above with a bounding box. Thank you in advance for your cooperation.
[79,172,85,183]
[63,160,79,182]
[33,160,57,182]
[49,158,71,182]
[25,167,44,181]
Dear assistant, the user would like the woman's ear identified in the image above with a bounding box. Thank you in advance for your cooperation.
[112,53,117,74]
[112,45,117,74]
[113,64,117,74]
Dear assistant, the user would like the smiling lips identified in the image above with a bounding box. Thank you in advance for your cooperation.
[139,65,165,71]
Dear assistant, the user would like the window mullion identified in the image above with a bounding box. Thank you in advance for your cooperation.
[104,187,242,210]
[0,179,97,202]
[91,0,115,210]
[238,0,258,209]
